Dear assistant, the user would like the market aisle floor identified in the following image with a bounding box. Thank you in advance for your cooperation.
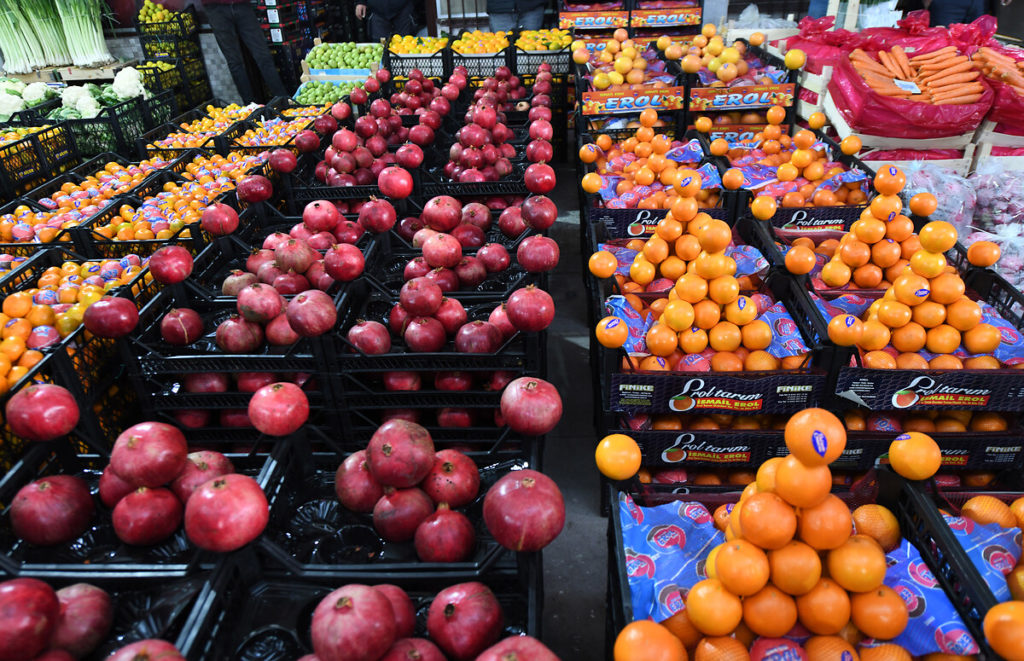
[542,165,607,658]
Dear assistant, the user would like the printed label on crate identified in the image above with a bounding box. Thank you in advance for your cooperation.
[689,84,796,111]
[630,8,702,27]
[592,205,730,237]
[699,123,790,148]
[776,207,850,232]
[656,433,754,464]
[266,8,280,22]
[581,86,687,115]
[836,369,1024,410]
[610,373,823,413]
[270,28,283,43]
[581,37,612,52]
[558,11,629,28]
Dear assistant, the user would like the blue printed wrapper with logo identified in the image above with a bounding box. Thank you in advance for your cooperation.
[760,301,811,358]
[732,163,778,190]
[809,292,873,318]
[665,139,705,164]
[696,162,722,190]
[942,513,1022,602]
[814,165,871,194]
[599,243,640,276]
[599,242,768,279]
[605,295,653,353]
[618,493,723,622]
[861,539,981,656]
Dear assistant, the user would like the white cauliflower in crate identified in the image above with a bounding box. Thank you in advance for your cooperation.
[0,93,26,121]
[112,67,147,100]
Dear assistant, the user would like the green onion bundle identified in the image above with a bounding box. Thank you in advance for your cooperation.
[0,0,46,73]
[54,0,113,68]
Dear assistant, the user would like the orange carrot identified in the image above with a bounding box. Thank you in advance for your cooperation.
[920,57,969,73]
[878,50,904,78]
[851,58,894,77]
[891,46,913,79]
[924,71,981,87]
[930,85,984,101]
[922,61,974,79]
[910,46,956,62]
[935,94,983,105]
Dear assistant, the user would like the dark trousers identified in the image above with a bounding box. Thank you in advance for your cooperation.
[206,3,288,103]
[368,12,415,41]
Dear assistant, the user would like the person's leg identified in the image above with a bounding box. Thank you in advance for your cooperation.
[518,5,546,29]
[232,3,289,99]
[205,5,254,103]
[928,0,971,24]
[490,13,518,32]
[392,12,416,37]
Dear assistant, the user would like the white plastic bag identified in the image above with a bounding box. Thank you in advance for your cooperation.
[899,161,976,238]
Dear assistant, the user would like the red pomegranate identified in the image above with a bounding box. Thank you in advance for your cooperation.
[236,175,273,204]
[506,286,554,332]
[476,636,560,661]
[483,469,564,551]
[82,296,138,337]
[499,377,562,435]
[434,298,468,336]
[224,270,258,295]
[0,578,59,661]
[422,195,461,232]
[426,582,503,660]
[367,419,435,487]
[275,239,317,274]
[454,321,501,354]
[148,246,194,284]
[171,451,235,504]
[200,203,240,236]
[358,199,398,233]
[266,313,301,346]
[51,583,114,658]
[334,450,384,513]
[373,487,434,542]
[414,505,475,562]
[99,466,135,508]
[215,316,264,353]
[516,235,560,273]
[112,487,183,545]
[105,639,185,661]
[160,308,203,345]
[325,243,365,282]
[10,475,93,546]
[286,290,338,337]
[477,243,511,273]
[400,278,443,316]
[184,474,268,551]
[248,382,309,436]
[236,284,284,323]
[375,585,416,639]
[311,585,397,661]
[4,384,79,442]
[110,422,187,487]
[422,450,480,507]
[348,320,392,354]
[488,304,516,341]
[380,638,445,661]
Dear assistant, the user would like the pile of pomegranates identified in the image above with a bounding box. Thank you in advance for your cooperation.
[5,421,271,554]
[165,370,313,432]
[309,581,559,661]
[333,418,564,562]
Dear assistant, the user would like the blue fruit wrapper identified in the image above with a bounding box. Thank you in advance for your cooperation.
[697,162,722,190]
[618,493,723,622]
[605,295,653,353]
[857,539,981,656]
[943,513,1022,602]
[761,301,810,358]
[598,243,640,276]
[814,165,871,194]
[665,139,705,164]
[727,244,768,278]
[733,163,778,190]
[810,291,873,318]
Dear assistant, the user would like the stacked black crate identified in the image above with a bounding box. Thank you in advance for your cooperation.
[137,6,212,110]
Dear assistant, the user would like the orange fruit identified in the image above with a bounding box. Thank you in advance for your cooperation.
[876,300,912,328]
[964,355,1000,369]
[799,493,854,551]
[821,260,852,287]
[785,408,847,466]
[912,301,947,328]
[755,456,784,493]
[716,540,770,596]
[945,298,982,331]
[675,273,708,304]
[589,250,618,278]
[963,323,1000,354]
[685,579,743,636]
[775,455,832,509]
[724,296,756,326]
[647,323,680,357]
[852,505,901,552]
[983,601,1024,661]
[918,221,957,254]
[693,299,721,330]
[662,609,703,648]
[745,350,779,371]
[750,196,777,221]
[740,492,796,550]
[770,540,822,596]
[929,273,965,305]
[693,637,749,661]
[680,327,709,353]
[888,432,941,481]
[740,320,772,351]
[961,495,1016,528]
[869,195,902,222]
[909,250,946,278]
[892,272,930,307]
[909,192,938,216]
[873,165,905,195]
[662,300,695,332]
[890,322,926,353]
[785,246,816,275]
[596,316,629,348]
[971,412,1008,431]
[743,584,798,637]
[885,216,914,242]
[676,234,702,261]
[805,636,860,660]
[840,136,862,155]
[595,434,642,481]
[708,276,740,305]
[709,322,741,352]
[828,535,888,593]
[614,620,688,661]
[697,219,732,253]
[2,292,33,318]
[839,239,871,267]
[859,644,911,661]
[851,587,908,641]
[859,321,891,352]
[852,218,887,244]
[925,324,961,354]
[967,241,1001,267]
[797,578,852,635]
[829,314,864,347]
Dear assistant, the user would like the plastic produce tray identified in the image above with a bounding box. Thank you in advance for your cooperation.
[63,97,149,158]
[143,90,180,130]
[0,125,79,204]
[382,42,452,79]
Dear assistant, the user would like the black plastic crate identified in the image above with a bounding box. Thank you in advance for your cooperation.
[382,41,452,79]
[68,197,204,259]
[876,469,1000,660]
[510,45,572,77]
[138,59,185,94]
[137,122,221,162]
[63,97,149,157]
[176,551,542,661]
[140,33,203,61]
[254,441,535,576]
[0,125,80,203]
[0,443,279,579]
[137,5,199,38]
[143,90,180,130]
[6,96,62,124]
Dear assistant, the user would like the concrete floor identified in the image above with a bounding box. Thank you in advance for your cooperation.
[540,166,609,658]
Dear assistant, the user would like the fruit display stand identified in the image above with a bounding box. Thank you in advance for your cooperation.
[0,125,81,205]
[558,0,630,32]
[382,36,452,79]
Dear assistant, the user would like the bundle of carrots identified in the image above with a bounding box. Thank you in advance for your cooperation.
[848,45,986,105]
[971,46,1024,98]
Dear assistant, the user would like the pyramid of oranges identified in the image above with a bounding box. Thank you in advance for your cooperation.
[614,408,913,660]
[590,173,791,372]
[816,167,1004,368]
[573,29,666,90]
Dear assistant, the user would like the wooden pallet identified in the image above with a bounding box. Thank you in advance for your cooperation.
[823,90,975,150]
[863,143,977,177]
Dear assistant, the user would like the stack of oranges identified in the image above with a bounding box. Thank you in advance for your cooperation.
[665,24,763,86]
[589,172,796,373]
[613,408,916,660]
[580,109,721,212]
[0,257,147,393]
[575,29,674,91]
[232,117,314,148]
